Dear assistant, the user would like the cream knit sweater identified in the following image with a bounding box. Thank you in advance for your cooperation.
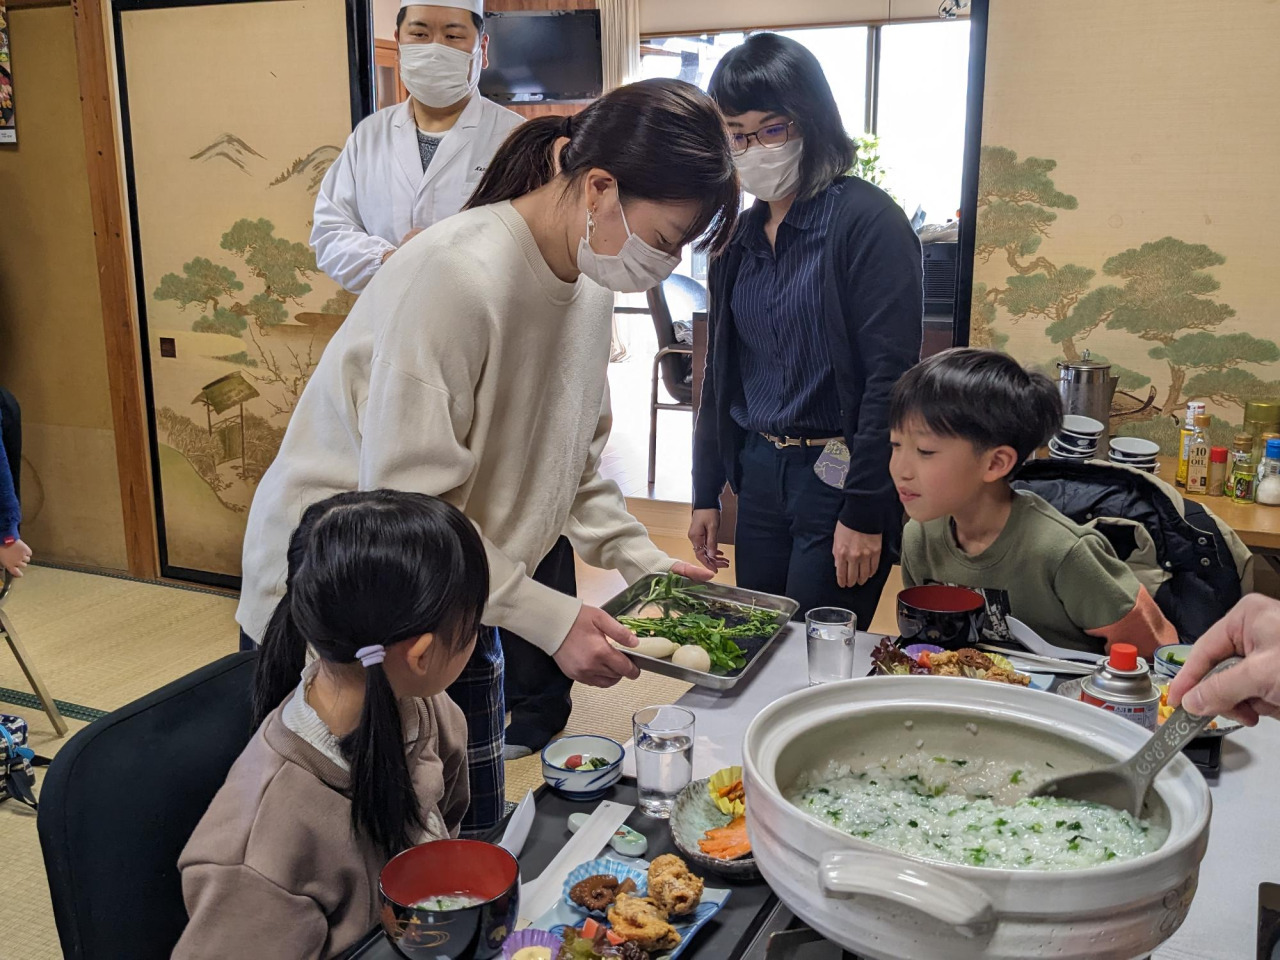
[236,201,671,653]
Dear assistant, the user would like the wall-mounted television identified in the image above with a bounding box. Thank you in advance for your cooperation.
[479,10,603,103]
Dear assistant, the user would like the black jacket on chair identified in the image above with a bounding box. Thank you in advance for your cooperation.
[37,651,258,960]
[1014,459,1252,642]
[693,176,924,546]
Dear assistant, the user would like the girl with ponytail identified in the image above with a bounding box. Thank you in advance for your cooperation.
[176,490,488,960]
[237,77,737,832]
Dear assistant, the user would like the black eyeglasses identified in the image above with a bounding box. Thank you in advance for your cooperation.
[728,120,797,156]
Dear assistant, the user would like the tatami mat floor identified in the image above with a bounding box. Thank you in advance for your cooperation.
[0,567,242,960]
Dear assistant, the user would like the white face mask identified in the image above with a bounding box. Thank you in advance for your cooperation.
[733,138,804,202]
[576,195,680,294]
[399,42,479,109]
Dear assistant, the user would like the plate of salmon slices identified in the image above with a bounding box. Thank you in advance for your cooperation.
[668,772,760,880]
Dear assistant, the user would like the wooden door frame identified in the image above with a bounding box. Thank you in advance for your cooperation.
[953,0,989,349]
[70,0,159,577]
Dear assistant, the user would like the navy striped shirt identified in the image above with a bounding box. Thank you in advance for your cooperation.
[729,181,844,436]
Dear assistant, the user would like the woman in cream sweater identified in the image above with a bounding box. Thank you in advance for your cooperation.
[237,78,740,833]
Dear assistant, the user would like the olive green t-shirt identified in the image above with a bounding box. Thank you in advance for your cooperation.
[900,490,1151,655]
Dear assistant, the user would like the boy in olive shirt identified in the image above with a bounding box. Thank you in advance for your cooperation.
[888,349,1175,657]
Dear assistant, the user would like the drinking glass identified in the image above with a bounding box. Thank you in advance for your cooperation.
[807,607,857,685]
[633,705,695,818]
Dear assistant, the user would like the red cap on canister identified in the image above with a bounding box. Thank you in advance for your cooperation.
[1210,446,1229,463]
[1109,643,1139,671]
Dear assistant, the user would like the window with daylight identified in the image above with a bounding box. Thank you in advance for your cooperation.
[639,19,970,279]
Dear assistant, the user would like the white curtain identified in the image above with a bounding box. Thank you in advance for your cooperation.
[599,0,641,91]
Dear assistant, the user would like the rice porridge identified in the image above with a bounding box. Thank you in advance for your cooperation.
[790,753,1166,870]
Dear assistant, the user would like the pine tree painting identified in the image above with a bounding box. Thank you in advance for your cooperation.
[151,216,354,508]
[972,144,1280,452]
[154,217,325,422]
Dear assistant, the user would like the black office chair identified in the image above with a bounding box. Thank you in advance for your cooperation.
[645,274,706,486]
[38,650,258,960]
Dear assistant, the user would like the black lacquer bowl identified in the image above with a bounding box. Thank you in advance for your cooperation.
[896,584,986,649]
[380,839,519,959]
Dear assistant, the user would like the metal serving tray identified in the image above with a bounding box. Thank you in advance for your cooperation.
[601,574,799,691]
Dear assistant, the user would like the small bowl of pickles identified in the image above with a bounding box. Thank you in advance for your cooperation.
[541,735,623,801]
[1154,643,1195,679]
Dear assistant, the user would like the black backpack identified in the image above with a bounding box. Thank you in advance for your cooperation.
[1,712,48,809]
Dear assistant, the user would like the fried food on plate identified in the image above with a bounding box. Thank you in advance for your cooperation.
[568,874,637,913]
[928,649,1030,686]
[607,893,681,952]
[647,854,703,918]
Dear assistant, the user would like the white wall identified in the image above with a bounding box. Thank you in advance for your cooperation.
[374,0,399,40]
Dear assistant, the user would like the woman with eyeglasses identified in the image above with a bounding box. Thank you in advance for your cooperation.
[690,33,923,626]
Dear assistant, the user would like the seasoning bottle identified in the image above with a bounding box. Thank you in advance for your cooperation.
[1185,414,1211,495]
[1243,400,1280,463]
[1207,446,1228,496]
[1230,433,1257,503]
[1176,402,1206,486]
[1079,643,1160,730]
[1258,438,1280,507]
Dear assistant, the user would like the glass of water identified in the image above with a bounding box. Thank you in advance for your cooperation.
[807,607,856,686]
[633,705,695,818]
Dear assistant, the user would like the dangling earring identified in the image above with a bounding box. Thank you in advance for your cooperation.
[586,209,596,237]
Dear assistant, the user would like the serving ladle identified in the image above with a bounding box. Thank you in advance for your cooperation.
[1031,656,1243,816]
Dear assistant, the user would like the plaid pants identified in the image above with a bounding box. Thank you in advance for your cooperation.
[447,626,506,835]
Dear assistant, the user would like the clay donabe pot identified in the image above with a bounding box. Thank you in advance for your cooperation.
[742,676,1211,960]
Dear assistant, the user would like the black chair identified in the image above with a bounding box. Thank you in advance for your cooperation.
[645,274,706,486]
[38,650,258,960]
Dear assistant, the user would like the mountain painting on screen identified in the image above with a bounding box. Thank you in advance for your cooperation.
[119,0,355,579]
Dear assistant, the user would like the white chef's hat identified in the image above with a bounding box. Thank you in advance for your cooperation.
[399,0,484,14]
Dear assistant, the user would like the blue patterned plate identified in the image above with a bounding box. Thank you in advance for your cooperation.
[542,857,729,959]
[562,858,649,917]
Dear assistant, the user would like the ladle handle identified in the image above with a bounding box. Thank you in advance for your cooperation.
[1129,655,1244,788]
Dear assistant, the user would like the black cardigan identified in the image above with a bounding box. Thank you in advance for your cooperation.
[692,176,924,539]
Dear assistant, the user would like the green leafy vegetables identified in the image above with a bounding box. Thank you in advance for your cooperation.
[617,572,781,673]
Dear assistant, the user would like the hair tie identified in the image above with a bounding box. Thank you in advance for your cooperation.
[563,114,574,140]
[355,644,386,668]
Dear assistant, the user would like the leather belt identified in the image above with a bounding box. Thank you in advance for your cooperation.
[760,432,842,449]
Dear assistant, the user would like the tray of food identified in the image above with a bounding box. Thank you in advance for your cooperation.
[506,853,726,960]
[870,638,1055,690]
[601,573,798,691]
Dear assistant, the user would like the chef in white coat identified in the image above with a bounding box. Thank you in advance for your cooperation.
[311,0,523,292]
